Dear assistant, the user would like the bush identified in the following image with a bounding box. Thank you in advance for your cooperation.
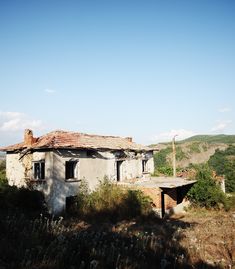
[224,193,235,211]
[0,160,6,182]
[68,178,153,221]
[155,166,173,176]
[124,189,153,218]
[208,145,235,192]
[0,181,47,215]
[187,164,226,208]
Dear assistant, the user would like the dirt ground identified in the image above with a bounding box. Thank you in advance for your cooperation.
[69,209,235,268]
[176,209,235,268]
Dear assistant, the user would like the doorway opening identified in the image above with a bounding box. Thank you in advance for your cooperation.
[116,161,123,182]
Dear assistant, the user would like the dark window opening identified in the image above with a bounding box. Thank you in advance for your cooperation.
[116,161,123,181]
[65,161,77,180]
[142,160,147,172]
[66,196,77,212]
[33,162,45,180]
[87,150,95,157]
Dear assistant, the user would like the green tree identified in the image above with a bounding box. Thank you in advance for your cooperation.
[187,164,225,208]
[208,145,235,192]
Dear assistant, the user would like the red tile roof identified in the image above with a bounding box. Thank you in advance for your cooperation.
[0,130,153,152]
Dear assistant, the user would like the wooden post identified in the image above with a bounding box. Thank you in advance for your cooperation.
[172,135,177,177]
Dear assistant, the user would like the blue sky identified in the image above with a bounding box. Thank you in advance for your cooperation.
[0,0,235,145]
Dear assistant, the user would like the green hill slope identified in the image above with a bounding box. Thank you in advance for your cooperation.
[152,134,235,172]
[179,134,235,144]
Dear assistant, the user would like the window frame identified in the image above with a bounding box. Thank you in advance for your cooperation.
[32,160,45,181]
[65,160,78,181]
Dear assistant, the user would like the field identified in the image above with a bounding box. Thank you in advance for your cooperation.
[0,208,234,269]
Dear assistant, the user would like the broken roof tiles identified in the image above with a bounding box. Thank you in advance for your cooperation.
[0,130,153,152]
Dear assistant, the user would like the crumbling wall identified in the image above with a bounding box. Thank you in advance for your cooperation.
[6,153,26,187]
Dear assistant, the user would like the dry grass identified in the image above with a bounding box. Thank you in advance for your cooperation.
[173,209,235,268]
[66,208,235,268]
[1,204,235,268]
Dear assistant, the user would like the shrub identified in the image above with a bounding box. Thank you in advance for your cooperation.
[187,164,226,208]
[69,178,153,221]
[224,193,235,211]
[208,146,235,193]
[0,182,47,215]
[0,160,6,182]
[123,189,153,218]
[155,166,173,176]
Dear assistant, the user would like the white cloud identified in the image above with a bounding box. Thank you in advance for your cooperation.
[218,107,231,113]
[0,111,44,132]
[152,129,197,143]
[211,120,232,132]
[44,88,56,94]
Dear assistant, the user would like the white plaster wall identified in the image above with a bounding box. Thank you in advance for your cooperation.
[6,153,26,187]
[47,149,81,214]
[147,155,154,174]
[80,151,116,190]
[6,149,155,215]
[121,159,142,180]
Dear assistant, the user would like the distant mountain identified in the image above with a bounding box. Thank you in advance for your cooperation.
[151,134,235,169]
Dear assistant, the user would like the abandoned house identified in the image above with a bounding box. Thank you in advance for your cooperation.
[0,129,155,214]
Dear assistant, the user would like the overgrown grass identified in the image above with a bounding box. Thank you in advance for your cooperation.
[67,178,153,222]
[1,178,234,268]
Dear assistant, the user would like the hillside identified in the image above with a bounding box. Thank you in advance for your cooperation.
[152,134,235,169]
[178,134,235,144]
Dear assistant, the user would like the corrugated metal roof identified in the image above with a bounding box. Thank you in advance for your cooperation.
[0,130,153,152]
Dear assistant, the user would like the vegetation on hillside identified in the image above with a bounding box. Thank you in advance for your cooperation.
[149,134,235,148]
[153,147,187,176]
[153,135,235,186]
[187,164,226,208]
[179,134,235,144]
[187,142,201,154]
[208,145,235,192]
